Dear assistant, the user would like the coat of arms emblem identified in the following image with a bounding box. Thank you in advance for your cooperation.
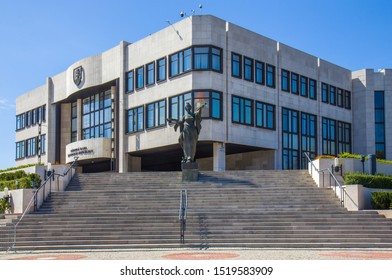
[73,66,84,86]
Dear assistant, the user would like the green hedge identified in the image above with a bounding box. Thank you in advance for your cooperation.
[344,173,392,189]
[338,152,392,164]
[0,173,41,191]
[0,163,43,173]
[371,192,392,209]
[0,170,27,181]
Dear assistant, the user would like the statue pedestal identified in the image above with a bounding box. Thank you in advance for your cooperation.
[181,162,199,181]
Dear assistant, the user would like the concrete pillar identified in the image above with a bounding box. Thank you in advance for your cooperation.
[213,142,226,171]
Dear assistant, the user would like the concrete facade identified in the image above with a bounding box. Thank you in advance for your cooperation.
[13,15,390,172]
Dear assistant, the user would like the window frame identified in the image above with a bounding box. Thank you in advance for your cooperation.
[243,56,254,82]
[255,61,265,85]
[232,95,254,126]
[231,52,242,79]
[281,69,290,92]
[266,64,276,88]
[156,57,167,83]
[146,62,155,86]
[255,101,275,130]
[136,66,144,89]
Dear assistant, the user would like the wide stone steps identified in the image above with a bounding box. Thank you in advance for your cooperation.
[7,170,392,251]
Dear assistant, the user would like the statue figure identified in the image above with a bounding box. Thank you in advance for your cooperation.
[168,102,207,163]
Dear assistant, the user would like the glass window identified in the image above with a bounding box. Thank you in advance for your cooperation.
[126,70,134,92]
[15,141,25,159]
[194,47,209,70]
[136,66,144,89]
[374,91,385,158]
[301,112,317,168]
[344,91,351,109]
[256,101,275,129]
[170,53,179,76]
[309,79,317,100]
[338,121,351,154]
[243,57,253,81]
[329,85,336,105]
[183,48,192,71]
[26,111,31,127]
[322,117,336,156]
[281,69,290,92]
[231,53,242,78]
[40,134,46,154]
[300,76,308,97]
[71,102,77,142]
[337,88,343,107]
[282,108,299,170]
[146,100,166,129]
[255,61,264,85]
[266,64,275,88]
[211,47,221,72]
[157,57,166,82]
[37,106,42,124]
[321,83,328,103]
[146,62,155,86]
[82,90,112,140]
[127,106,144,133]
[232,96,253,125]
[291,72,298,94]
[16,113,25,130]
[169,91,221,120]
[169,48,192,77]
[26,137,37,157]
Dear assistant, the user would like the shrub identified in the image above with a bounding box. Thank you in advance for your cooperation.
[338,152,366,160]
[0,173,41,191]
[371,192,392,209]
[344,173,392,189]
[0,196,11,214]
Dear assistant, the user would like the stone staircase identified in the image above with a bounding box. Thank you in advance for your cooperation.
[8,170,392,251]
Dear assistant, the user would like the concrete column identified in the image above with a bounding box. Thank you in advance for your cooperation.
[213,142,226,171]
[76,99,82,141]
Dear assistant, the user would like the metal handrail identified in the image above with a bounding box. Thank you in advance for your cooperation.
[303,152,345,207]
[7,158,78,252]
[179,189,188,244]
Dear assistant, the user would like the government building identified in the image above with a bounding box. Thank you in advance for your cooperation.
[14,15,391,173]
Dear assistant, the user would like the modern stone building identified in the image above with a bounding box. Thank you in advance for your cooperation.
[14,15,391,172]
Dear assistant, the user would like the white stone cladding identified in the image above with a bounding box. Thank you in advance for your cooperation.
[14,15,391,171]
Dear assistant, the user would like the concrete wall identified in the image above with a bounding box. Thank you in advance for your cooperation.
[352,69,392,160]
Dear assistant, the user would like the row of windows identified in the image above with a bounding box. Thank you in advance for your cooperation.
[321,83,351,109]
[126,90,222,134]
[231,96,275,130]
[15,135,46,160]
[282,108,317,170]
[80,91,113,141]
[126,45,222,93]
[282,110,351,170]
[16,105,46,131]
[322,117,351,156]
[231,52,276,88]
[281,69,317,100]
[374,91,386,159]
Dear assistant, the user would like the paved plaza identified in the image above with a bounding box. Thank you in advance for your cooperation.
[2,248,392,260]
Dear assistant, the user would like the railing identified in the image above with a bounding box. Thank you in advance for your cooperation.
[304,152,345,207]
[179,189,188,244]
[5,158,78,253]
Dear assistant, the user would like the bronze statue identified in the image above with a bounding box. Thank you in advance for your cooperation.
[168,102,207,163]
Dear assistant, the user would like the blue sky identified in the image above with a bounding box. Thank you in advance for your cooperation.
[0,0,391,170]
